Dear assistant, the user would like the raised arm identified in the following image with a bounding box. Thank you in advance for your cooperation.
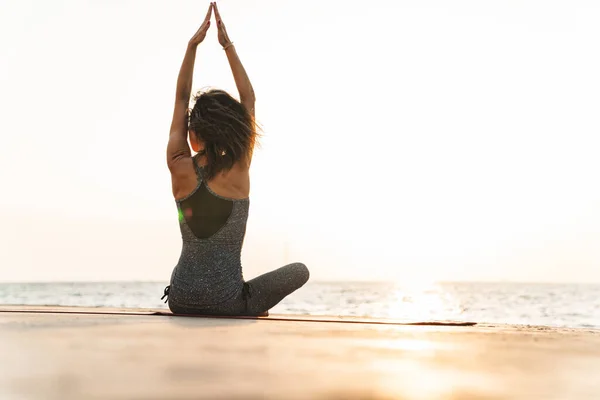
[213,2,256,117]
[166,4,212,197]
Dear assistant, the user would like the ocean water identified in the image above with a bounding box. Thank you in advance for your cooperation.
[1,281,599,329]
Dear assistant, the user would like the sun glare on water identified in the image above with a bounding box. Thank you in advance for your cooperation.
[384,280,462,322]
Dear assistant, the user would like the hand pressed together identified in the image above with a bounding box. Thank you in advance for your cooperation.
[213,2,233,48]
[188,2,233,49]
[188,3,213,47]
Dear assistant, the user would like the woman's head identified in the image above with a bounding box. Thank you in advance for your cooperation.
[188,89,257,180]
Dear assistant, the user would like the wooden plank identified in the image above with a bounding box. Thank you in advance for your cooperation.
[1,309,599,399]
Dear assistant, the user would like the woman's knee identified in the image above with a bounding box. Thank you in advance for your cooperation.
[287,262,309,286]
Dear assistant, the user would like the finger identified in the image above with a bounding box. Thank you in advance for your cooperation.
[213,2,222,22]
[195,19,210,34]
[204,2,213,23]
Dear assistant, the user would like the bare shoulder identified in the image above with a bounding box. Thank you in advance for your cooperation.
[207,162,251,200]
[169,156,199,200]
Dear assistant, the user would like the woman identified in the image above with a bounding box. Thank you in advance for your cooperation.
[163,2,309,316]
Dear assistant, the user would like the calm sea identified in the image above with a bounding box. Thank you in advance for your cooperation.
[1,281,599,329]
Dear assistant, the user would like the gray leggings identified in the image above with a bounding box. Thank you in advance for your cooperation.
[168,263,310,316]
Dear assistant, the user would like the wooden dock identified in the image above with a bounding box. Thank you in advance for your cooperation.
[1,306,599,399]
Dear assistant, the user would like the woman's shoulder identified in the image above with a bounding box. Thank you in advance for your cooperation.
[171,156,202,201]
[207,166,250,200]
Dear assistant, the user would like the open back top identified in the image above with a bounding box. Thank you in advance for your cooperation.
[168,156,250,307]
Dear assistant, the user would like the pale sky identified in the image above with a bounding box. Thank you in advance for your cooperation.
[0,0,599,283]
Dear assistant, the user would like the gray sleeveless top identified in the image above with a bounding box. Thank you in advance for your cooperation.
[168,157,250,307]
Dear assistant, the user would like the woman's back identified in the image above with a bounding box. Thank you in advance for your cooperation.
[169,158,250,307]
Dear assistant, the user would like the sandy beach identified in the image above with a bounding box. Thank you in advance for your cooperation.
[1,306,599,399]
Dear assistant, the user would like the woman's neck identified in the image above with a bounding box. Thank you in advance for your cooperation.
[193,152,208,167]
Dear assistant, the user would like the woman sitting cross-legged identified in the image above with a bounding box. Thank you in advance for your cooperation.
[163,2,309,316]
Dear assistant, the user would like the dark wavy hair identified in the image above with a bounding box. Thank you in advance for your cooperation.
[188,89,257,180]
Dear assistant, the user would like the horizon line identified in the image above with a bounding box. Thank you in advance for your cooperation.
[1,279,599,285]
